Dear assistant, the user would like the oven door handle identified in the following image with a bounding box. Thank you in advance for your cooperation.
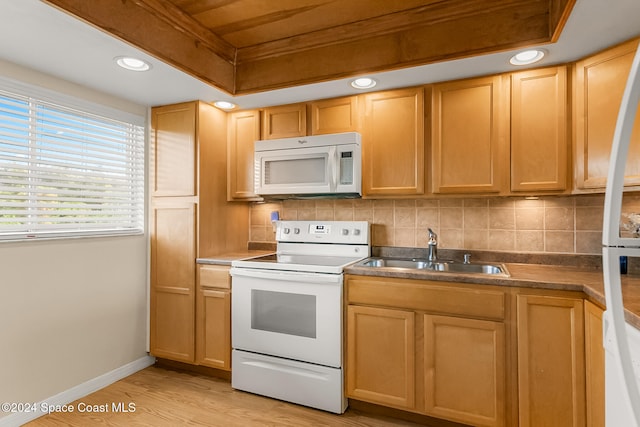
[230,267,341,284]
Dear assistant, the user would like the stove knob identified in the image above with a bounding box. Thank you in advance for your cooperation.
[294,228,300,234]
[353,229,361,236]
[342,229,349,236]
[283,228,290,234]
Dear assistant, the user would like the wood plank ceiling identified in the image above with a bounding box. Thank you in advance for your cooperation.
[43,0,575,96]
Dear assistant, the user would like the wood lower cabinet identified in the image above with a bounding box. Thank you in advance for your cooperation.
[584,300,605,427]
[346,305,416,410]
[424,314,506,427]
[574,38,640,191]
[516,293,586,427]
[196,264,231,370]
[345,275,507,426]
[150,200,196,362]
[362,87,425,196]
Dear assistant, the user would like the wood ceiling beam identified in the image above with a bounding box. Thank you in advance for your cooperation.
[236,0,533,63]
[42,0,576,96]
[42,0,237,95]
[550,0,576,42]
[234,1,569,94]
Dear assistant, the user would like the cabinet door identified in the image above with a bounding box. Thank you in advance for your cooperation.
[196,288,231,370]
[196,264,231,370]
[151,102,196,197]
[517,294,585,427]
[424,314,505,427]
[432,76,505,194]
[584,301,605,427]
[228,110,261,200]
[575,38,640,190]
[346,305,415,409]
[310,96,359,135]
[362,87,425,196]
[150,200,196,362]
[511,66,568,192]
[262,103,307,139]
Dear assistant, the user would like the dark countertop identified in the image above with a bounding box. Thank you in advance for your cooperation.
[345,256,640,330]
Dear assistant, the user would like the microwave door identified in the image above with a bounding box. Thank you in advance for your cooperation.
[256,147,333,195]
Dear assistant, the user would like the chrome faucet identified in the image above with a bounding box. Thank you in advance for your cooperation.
[427,228,438,261]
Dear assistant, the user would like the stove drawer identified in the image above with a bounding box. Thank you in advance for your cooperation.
[232,349,346,414]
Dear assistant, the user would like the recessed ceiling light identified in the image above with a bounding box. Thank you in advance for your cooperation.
[213,101,237,110]
[350,77,377,89]
[509,49,545,66]
[115,56,151,72]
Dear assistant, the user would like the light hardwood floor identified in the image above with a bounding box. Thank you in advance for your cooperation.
[25,366,429,427]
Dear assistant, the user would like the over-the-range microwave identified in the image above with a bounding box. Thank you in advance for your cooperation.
[254,132,362,198]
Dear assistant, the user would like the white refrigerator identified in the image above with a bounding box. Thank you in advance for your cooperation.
[602,41,640,426]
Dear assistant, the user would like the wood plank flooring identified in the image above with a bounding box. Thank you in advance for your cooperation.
[24,366,428,427]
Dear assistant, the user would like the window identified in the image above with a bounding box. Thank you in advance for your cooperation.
[0,83,145,240]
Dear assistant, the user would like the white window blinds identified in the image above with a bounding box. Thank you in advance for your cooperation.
[0,87,145,240]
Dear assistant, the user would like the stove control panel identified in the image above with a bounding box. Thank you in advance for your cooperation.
[275,220,370,244]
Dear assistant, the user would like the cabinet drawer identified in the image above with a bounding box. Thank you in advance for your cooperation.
[346,276,505,321]
[197,264,231,289]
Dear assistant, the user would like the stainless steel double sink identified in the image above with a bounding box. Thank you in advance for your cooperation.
[355,257,509,276]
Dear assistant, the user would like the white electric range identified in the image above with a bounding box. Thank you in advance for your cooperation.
[230,220,370,414]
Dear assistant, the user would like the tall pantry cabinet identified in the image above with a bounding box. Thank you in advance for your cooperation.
[150,101,248,364]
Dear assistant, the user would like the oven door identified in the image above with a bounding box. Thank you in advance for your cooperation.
[230,267,342,368]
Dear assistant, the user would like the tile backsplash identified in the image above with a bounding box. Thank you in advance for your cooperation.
[249,194,640,255]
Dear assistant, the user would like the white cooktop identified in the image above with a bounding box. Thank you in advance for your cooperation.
[232,220,370,274]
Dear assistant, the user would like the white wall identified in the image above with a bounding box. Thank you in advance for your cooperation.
[0,60,150,422]
[0,236,148,407]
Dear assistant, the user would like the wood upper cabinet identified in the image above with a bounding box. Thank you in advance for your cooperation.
[227,109,261,201]
[262,103,307,139]
[150,199,196,363]
[151,102,197,197]
[346,305,416,410]
[517,293,586,427]
[310,96,359,135]
[511,66,569,192]
[431,75,506,194]
[574,38,640,191]
[362,87,425,196]
[196,264,231,371]
[424,314,506,427]
[584,300,605,427]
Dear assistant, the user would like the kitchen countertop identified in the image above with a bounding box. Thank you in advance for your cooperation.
[196,250,273,266]
[345,260,640,330]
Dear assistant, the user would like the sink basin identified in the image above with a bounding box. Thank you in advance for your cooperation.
[355,258,509,276]
[359,258,432,269]
[430,262,506,275]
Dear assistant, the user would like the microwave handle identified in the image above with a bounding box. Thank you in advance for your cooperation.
[329,146,338,191]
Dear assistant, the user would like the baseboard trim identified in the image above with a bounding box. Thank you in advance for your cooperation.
[0,355,155,427]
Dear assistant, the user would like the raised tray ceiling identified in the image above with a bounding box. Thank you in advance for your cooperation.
[43,0,575,95]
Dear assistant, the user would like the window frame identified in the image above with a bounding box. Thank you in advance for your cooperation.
[0,76,146,241]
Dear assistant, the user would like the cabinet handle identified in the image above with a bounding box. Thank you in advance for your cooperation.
[202,289,226,298]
